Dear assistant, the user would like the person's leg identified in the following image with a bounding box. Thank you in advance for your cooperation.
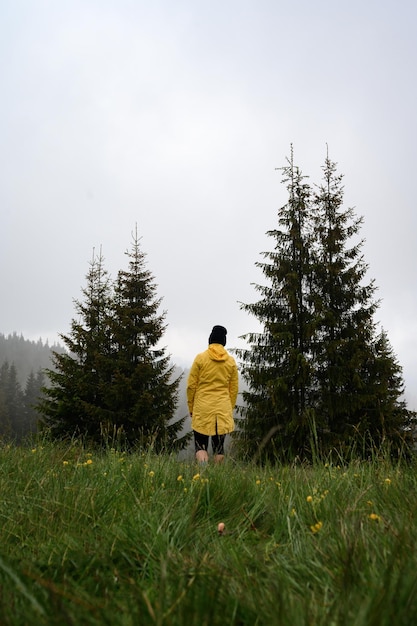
[194,431,209,464]
[212,434,226,464]
[196,449,209,463]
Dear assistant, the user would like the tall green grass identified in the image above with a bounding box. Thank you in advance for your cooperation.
[1,441,417,625]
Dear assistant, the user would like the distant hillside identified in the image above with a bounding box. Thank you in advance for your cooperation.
[0,333,191,421]
[0,332,65,387]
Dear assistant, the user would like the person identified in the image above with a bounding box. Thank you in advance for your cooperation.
[187,325,238,464]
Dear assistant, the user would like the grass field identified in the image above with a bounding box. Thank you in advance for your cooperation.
[1,440,417,625]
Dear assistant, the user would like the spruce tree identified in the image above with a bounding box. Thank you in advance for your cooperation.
[235,149,316,459]
[107,228,187,451]
[311,154,414,452]
[311,153,378,445]
[0,362,13,439]
[39,249,114,440]
[23,369,45,436]
[359,330,414,451]
[0,362,25,441]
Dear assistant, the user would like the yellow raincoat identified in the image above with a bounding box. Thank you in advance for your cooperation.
[187,343,238,436]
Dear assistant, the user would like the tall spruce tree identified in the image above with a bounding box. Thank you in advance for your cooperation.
[235,149,316,459]
[311,153,378,445]
[39,249,114,440]
[105,228,186,451]
[311,154,414,452]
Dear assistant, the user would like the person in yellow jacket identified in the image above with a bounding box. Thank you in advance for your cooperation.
[187,325,238,464]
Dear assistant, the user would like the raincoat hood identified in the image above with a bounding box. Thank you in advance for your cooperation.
[208,343,229,362]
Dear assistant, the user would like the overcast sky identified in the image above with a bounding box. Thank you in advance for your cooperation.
[1,0,416,409]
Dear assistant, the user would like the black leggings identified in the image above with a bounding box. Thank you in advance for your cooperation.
[193,430,226,456]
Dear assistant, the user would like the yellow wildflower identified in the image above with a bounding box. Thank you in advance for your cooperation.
[384,478,391,485]
[192,473,200,481]
[310,521,323,534]
[148,471,155,478]
[369,513,380,521]
[256,479,261,485]
[177,475,184,482]
[63,460,69,466]
[306,495,313,503]
[85,459,93,465]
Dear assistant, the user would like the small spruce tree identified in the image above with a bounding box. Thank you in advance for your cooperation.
[0,362,25,441]
[23,368,45,436]
[39,249,114,440]
[0,363,14,439]
[358,330,414,452]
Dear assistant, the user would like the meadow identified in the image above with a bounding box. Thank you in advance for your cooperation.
[1,441,417,625]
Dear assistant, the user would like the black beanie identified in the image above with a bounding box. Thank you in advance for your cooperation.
[208,325,227,346]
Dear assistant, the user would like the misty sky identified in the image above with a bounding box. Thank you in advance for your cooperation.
[1,0,416,409]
